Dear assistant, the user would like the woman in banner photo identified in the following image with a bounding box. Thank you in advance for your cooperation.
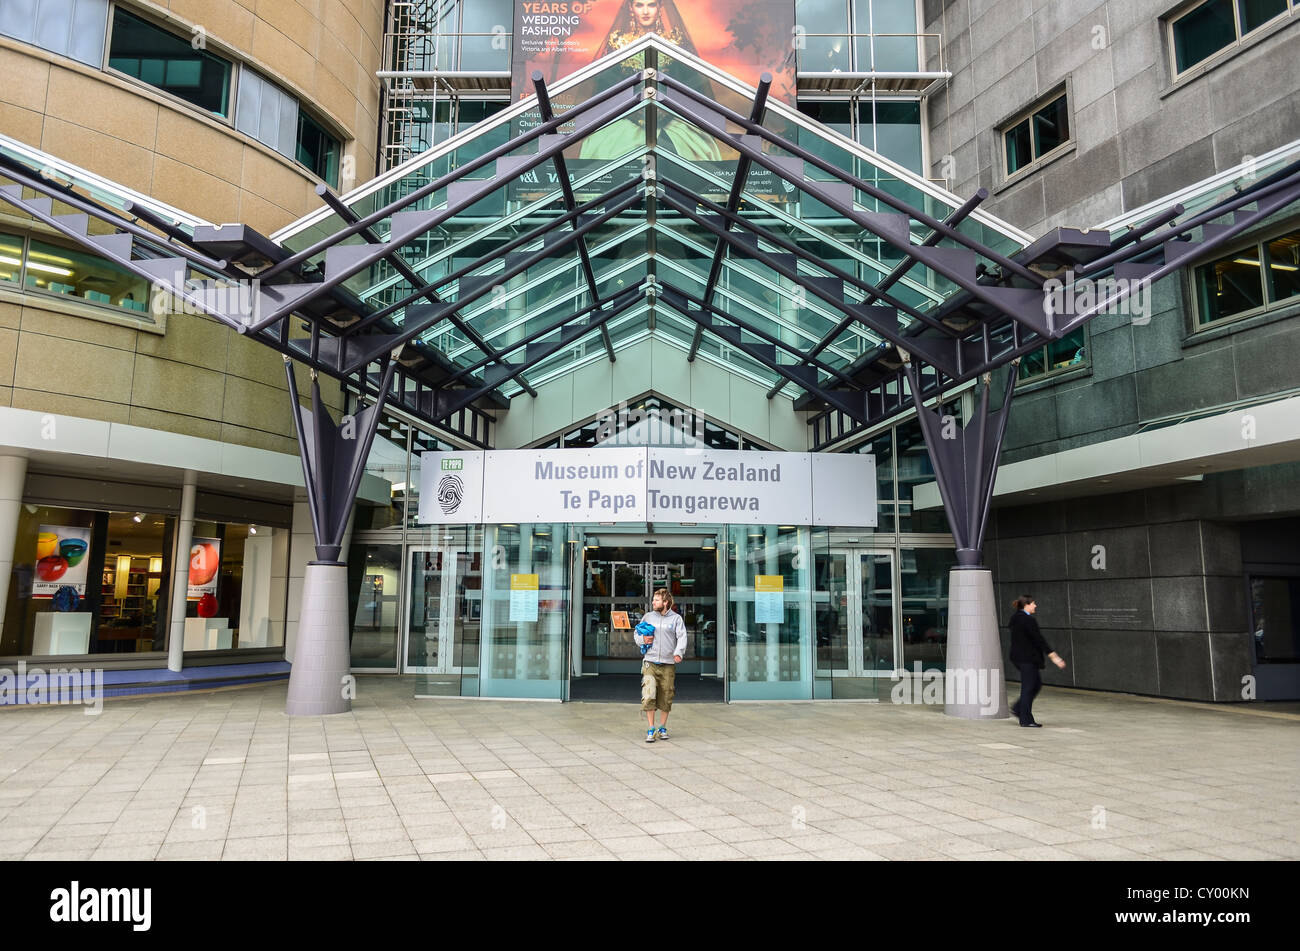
[578,0,724,162]
[634,587,689,742]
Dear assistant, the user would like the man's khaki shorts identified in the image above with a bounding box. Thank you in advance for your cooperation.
[641,661,675,713]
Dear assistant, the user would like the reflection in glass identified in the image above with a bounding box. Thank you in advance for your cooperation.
[109,7,232,115]
[900,547,955,671]
[479,524,570,698]
[728,525,811,699]
[347,542,402,668]
[409,529,484,695]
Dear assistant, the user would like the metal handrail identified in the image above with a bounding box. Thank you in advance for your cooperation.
[0,132,211,231]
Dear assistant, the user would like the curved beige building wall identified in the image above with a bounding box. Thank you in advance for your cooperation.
[0,0,386,453]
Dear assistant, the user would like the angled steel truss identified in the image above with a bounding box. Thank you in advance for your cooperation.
[4,56,1300,571]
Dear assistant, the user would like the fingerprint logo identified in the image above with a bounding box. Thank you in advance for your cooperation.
[437,473,464,515]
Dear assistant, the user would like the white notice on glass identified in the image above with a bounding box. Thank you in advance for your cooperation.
[509,573,539,622]
[755,575,784,623]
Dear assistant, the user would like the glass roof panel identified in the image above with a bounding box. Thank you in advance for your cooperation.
[264,35,1033,404]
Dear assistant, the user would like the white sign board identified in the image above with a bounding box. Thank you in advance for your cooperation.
[810,453,878,527]
[417,447,876,527]
[647,448,813,525]
[482,448,647,522]
[754,575,784,623]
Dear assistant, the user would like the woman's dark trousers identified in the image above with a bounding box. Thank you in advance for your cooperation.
[1014,663,1042,724]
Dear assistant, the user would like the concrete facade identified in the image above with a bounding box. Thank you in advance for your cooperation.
[0,1,388,670]
[921,0,1300,699]
[923,0,1300,231]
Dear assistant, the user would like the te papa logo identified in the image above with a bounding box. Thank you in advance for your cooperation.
[437,458,465,514]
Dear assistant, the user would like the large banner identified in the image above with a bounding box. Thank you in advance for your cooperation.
[510,0,797,202]
[418,448,876,527]
[512,0,797,104]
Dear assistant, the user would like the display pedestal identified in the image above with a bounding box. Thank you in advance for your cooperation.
[33,612,92,655]
[944,568,1010,719]
[285,563,351,716]
[183,617,232,651]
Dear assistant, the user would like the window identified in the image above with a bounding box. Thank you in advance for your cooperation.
[0,0,109,68]
[234,69,297,158]
[1017,325,1088,383]
[297,112,340,188]
[2,230,151,315]
[107,7,232,116]
[1002,92,1070,178]
[1193,225,1300,326]
[793,0,921,73]
[5,505,176,658]
[0,231,23,285]
[1169,0,1294,75]
[235,69,342,187]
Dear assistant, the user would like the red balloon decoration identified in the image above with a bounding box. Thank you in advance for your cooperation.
[197,592,219,618]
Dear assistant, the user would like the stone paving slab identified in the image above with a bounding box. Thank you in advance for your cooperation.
[0,677,1296,861]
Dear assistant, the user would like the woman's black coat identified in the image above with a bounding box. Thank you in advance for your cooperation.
[1009,611,1054,669]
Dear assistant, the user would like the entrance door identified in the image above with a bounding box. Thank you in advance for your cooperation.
[403,540,482,692]
[573,540,721,700]
[815,548,896,680]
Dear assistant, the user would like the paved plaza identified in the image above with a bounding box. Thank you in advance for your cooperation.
[0,678,1296,861]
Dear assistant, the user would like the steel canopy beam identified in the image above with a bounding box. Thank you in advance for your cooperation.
[688,72,773,362]
[533,71,618,365]
[314,183,538,398]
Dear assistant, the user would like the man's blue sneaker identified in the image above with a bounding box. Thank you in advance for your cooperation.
[645,729,656,742]
[656,727,669,740]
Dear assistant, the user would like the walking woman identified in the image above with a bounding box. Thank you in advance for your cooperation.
[1008,595,1066,727]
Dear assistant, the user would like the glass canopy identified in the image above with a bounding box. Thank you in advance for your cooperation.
[272,34,1031,403]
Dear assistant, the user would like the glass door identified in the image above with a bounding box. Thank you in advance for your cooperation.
[404,548,475,672]
[576,542,719,676]
[580,545,652,675]
[859,551,895,674]
[814,548,896,691]
[346,540,403,670]
[404,529,483,694]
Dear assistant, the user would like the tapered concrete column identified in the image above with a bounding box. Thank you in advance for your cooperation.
[285,562,351,715]
[0,455,29,640]
[286,502,352,667]
[167,470,198,672]
[944,568,1009,719]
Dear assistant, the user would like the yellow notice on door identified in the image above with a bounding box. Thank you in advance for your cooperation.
[610,610,630,630]
[509,573,539,622]
[755,574,784,623]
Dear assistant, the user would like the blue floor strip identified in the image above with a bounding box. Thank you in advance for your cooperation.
[0,661,290,706]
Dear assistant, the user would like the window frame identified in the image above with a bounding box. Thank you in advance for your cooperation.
[1187,219,1300,331]
[998,89,1072,183]
[0,224,157,320]
[103,4,236,119]
[1015,325,1091,386]
[93,4,348,186]
[1166,0,1297,79]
